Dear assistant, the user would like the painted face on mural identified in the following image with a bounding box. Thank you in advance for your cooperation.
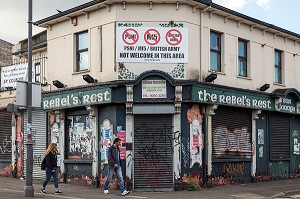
[187,104,203,124]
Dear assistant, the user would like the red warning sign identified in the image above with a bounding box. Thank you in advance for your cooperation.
[122,28,139,45]
[166,29,182,46]
[144,29,160,45]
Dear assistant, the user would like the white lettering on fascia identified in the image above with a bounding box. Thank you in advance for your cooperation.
[43,100,49,109]
[104,91,110,101]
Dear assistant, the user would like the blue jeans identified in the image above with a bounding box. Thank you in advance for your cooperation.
[42,167,59,189]
[104,166,125,192]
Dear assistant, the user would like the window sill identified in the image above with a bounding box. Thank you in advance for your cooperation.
[273,83,286,87]
[72,69,90,75]
[208,70,225,75]
[237,76,252,80]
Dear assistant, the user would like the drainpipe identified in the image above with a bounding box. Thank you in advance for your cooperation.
[200,6,211,81]
[202,113,207,187]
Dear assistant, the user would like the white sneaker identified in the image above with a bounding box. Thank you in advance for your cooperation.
[104,190,109,194]
[121,190,130,196]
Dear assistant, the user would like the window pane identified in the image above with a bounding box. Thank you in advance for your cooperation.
[275,51,279,65]
[78,32,88,50]
[210,52,220,71]
[238,41,246,57]
[79,51,88,71]
[238,60,247,77]
[210,33,220,50]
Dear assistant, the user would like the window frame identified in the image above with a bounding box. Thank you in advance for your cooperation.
[34,62,41,83]
[210,31,221,72]
[238,39,248,77]
[76,31,89,72]
[274,49,283,84]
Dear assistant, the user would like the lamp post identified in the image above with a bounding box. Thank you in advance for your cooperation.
[24,0,34,197]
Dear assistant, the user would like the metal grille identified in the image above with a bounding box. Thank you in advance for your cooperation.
[0,110,12,160]
[134,114,173,191]
[23,110,46,180]
[212,106,252,159]
[269,113,290,159]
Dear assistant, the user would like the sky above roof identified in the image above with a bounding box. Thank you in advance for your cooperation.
[0,0,299,44]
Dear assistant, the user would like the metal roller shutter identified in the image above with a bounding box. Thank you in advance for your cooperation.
[23,110,46,180]
[0,110,12,160]
[134,114,173,191]
[269,113,290,159]
[212,106,252,159]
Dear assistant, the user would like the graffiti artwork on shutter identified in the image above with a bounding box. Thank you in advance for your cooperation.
[213,126,252,158]
[187,105,203,168]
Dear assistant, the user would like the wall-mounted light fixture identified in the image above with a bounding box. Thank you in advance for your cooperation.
[261,43,266,47]
[83,74,97,83]
[259,83,270,91]
[52,80,65,88]
[205,73,217,82]
[293,53,298,57]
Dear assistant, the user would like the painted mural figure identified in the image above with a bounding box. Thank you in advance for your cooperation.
[40,143,63,195]
[103,138,130,196]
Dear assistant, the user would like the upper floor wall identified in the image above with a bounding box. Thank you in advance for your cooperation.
[36,0,300,93]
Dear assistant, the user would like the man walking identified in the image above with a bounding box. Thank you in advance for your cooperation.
[104,138,130,196]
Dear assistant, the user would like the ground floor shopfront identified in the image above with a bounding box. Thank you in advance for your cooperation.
[40,70,300,191]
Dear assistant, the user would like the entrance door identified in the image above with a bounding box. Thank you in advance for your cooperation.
[134,114,173,191]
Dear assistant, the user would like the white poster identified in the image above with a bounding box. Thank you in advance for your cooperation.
[116,26,188,63]
[259,146,264,157]
[1,63,35,88]
[142,80,166,98]
[258,129,264,145]
[190,119,202,168]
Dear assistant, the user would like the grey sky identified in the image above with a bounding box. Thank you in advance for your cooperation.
[1,0,299,44]
[0,0,90,44]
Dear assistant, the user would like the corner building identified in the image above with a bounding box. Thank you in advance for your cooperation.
[34,0,300,191]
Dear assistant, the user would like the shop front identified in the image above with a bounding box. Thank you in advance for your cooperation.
[191,84,300,184]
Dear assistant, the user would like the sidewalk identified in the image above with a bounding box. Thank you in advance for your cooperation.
[0,177,300,199]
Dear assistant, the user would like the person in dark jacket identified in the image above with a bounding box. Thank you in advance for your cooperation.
[40,143,62,194]
[104,138,130,196]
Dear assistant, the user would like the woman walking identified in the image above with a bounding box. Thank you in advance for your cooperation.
[40,143,62,194]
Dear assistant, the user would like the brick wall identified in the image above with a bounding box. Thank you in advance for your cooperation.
[0,39,13,67]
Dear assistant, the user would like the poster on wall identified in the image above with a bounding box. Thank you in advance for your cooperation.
[258,129,264,145]
[190,120,202,167]
[116,25,188,63]
[259,146,264,157]
[51,123,59,144]
[68,115,93,159]
[294,138,300,155]
[117,130,126,160]
[187,104,203,168]
[101,120,113,164]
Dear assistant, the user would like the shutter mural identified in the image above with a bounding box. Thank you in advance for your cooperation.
[269,113,290,159]
[212,106,252,159]
[23,110,46,180]
[0,110,12,160]
[134,114,173,191]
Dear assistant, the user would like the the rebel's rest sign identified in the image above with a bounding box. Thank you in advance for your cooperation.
[42,88,111,110]
[192,86,299,114]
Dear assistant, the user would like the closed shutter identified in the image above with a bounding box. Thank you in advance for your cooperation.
[0,110,12,160]
[134,114,173,191]
[269,113,290,159]
[212,106,252,159]
[23,110,47,180]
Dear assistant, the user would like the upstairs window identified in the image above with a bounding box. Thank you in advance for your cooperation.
[274,49,282,84]
[76,31,88,71]
[34,62,41,82]
[210,31,221,72]
[238,39,247,77]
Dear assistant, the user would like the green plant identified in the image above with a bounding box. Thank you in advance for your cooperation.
[187,180,200,191]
